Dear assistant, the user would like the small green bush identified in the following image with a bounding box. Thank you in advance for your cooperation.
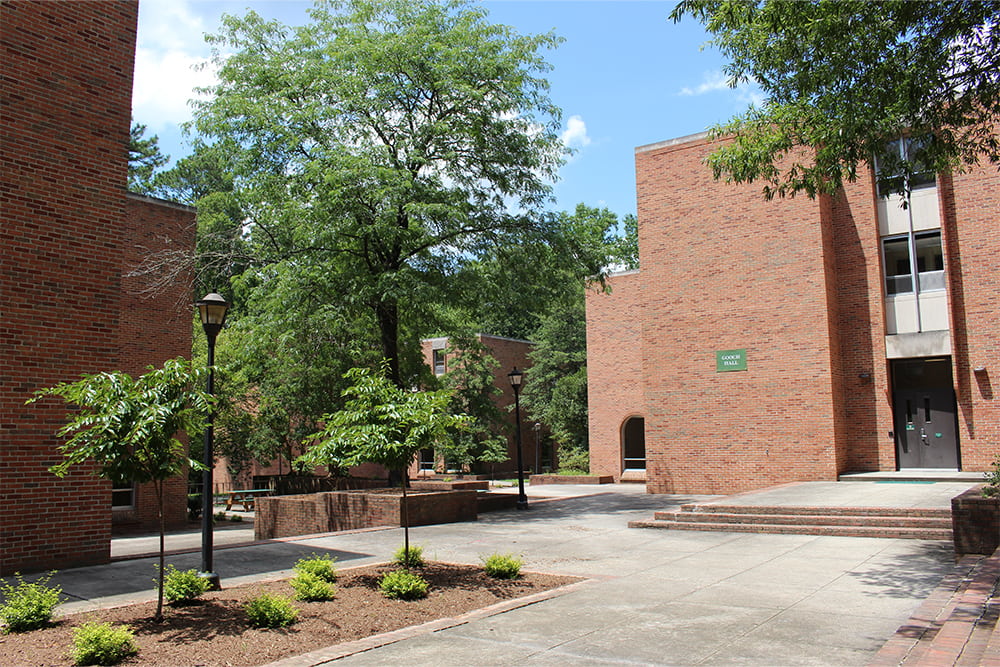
[984,455,1000,496]
[557,447,589,475]
[230,514,243,522]
[214,511,228,521]
[290,572,336,602]
[379,569,429,600]
[70,622,137,666]
[0,571,62,633]
[393,544,424,568]
[482,553,522,579]
[293,553,338,582]
[160,565,211,605]
[244,594,298,628]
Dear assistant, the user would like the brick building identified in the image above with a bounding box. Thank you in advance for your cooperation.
[1,1,196,575]
[587,131,1000,494]
[418,334,548,477]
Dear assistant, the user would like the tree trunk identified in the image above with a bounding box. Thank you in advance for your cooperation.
[155,480,165,622]
[374,297,401,387]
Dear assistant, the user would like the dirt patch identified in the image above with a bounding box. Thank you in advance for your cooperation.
[0,563,580,666]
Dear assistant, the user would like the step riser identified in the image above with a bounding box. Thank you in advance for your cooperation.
[653,511,951,529]
[629,520,953,540]
[679,504,951,519]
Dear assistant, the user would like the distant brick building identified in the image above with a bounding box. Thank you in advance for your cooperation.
[587,131,999,494]
[1,1,196,575]
[417,334,547,477]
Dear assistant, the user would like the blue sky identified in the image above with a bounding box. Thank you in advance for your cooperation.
[134,0,761,221]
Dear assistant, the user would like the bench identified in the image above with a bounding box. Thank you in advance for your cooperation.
[222,488,271,512]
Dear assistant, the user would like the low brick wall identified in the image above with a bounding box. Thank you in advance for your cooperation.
[530,474,614,485]
[255,489,478,539]
[410,480,489,491]
[952,485,1000,555]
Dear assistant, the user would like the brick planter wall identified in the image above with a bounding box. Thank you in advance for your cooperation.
[530,474,614,485]
[255,489,478,539]
[952,486,1000,555]
[410,480,489,491]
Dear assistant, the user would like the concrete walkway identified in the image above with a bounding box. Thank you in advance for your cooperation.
[22,481,983,665]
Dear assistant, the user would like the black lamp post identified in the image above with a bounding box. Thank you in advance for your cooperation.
[533,422,542,473]
[508,367,528,510]
[196,292,228,589]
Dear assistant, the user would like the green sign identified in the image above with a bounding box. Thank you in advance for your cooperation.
[716,349,747,372]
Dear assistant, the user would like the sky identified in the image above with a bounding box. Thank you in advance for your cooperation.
[133,0,762,221]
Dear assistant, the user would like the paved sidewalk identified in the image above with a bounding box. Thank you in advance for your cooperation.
[17,481,981,665]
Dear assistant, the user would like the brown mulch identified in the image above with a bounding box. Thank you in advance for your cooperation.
[0,563,580,667]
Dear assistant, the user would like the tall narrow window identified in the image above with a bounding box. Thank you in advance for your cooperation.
[432,349,446,375]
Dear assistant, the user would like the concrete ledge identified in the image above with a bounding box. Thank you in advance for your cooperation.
[529,474,614,485]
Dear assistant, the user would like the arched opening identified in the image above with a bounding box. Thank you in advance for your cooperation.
[622,417,645,471]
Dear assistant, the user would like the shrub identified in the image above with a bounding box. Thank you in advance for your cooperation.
[290,572,336,602]
[230,514,243,522]
[293,553,338,582]
[244,594,298,628]
[70,622,137,666]
[214,511,228,521]
[0,571,62,633]
[558,447,589,475]
[379,569,429,600]
[984,455,1000,497]
[186,493,202,520]
[160,565,211,605]
[482,553,522,579]
[393,544,424,568]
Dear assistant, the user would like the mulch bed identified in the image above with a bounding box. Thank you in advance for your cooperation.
[0,562,580,666]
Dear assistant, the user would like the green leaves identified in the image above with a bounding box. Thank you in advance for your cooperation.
[29,358,211,484]
[673,0,1000,198]
[300,363,469,473]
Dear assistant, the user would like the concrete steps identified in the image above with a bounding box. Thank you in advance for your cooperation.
[629,503,953,540]
[870,550,1000,666]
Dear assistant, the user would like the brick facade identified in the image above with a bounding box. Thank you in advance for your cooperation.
[587,131,1000,494]
[417,334,544,478]
[0,1,194,574]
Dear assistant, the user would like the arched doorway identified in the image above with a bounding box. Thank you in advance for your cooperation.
[622,417,645,472]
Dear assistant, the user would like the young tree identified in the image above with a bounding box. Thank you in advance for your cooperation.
[29,358,211,622]
[299,364,468,557]
[672,1,1000,199]
[128,121,169,195]
[190,0,566,387]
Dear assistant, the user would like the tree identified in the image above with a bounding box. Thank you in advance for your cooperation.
[299,364,468,557]
[190,0,566,387]
[29,358,211,622]
[672,0,1000,199]
[128,121,169,195]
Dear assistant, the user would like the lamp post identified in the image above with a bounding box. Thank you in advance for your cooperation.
[195,292,229,590]
[533,422,542,473]
[508,367,528,510]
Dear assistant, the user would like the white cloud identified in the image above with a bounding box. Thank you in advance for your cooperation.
[561,115,591,149]
[132,0,220,130]
[679,70,732,96]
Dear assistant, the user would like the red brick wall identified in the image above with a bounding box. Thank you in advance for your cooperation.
[635,135,840,494]
[117,194,196,532]
[941,161,1000,471]
[586,271,643,481]
[255,489,478,539]
[1,0,140,574]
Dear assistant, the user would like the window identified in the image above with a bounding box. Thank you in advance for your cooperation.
[875,135,936,196]
[882,231,944,295]
[112,484,135,509]
[432,349,446,375]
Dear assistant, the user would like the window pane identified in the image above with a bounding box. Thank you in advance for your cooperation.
[915,231,945,291]
[883,237,913,294]
[112,486,134,508]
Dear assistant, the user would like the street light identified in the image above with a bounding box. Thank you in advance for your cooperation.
[508,367,528,510]
[195,292,228,589]
[533,422,542,473]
